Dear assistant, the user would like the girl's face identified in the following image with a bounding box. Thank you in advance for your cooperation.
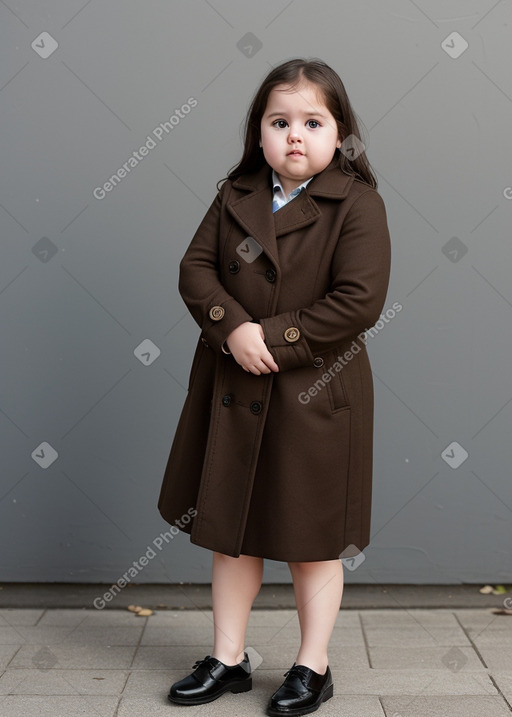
[260,80,341,197]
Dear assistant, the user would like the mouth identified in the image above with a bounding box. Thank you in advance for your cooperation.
[288,150,304,156]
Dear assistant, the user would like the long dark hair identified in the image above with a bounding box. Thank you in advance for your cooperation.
[216,57,377,192]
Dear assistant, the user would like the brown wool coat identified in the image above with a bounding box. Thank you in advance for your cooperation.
[157,155,391,561]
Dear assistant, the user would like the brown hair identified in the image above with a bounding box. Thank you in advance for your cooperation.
[217,57,377,192]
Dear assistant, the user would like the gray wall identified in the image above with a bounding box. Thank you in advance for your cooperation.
[1,0,511,586]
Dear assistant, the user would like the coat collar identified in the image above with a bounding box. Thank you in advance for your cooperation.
[226,156,355,268]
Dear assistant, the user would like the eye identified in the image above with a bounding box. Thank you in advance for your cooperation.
[307,120,320,128]
[272,120,288,128]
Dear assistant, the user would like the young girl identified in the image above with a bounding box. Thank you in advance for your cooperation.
[158,57,391,715]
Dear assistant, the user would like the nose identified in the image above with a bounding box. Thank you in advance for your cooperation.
[288,124,303,142]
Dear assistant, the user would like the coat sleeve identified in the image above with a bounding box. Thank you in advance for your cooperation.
[178,182,254,351]
[259,188,391,372]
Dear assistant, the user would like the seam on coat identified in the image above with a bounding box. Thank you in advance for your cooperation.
[234,374,274,552]
[219,221,235,267]
[343,408,352,552]
[341,187,377,220]
[356,348,365,550]
[234,412,262,551]
[264,281,275,318]
[194,359,226,540]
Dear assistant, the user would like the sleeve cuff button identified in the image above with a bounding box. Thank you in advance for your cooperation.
[209,306,225,320]
[283,327,300,342]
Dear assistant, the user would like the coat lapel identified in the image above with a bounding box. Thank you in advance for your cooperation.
[226,157,355,266]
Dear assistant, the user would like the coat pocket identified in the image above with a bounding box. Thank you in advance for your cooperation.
[325,350,350,412]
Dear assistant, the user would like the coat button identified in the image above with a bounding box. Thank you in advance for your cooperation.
[209,305,225,321]
[313,357,324,368]
[250,401,262,414]
[265,268,276,283]
[283,327,300,342]
[222,394,232,407]
[228,260,240,274]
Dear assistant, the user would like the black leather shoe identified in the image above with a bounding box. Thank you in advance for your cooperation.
[266,662,333,715]
[167,652,252,705]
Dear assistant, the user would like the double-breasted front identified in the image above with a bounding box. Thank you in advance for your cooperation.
[158,155,391,561]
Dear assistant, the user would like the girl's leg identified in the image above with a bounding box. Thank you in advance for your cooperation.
[211,551,264,665]
[288,559,344,674]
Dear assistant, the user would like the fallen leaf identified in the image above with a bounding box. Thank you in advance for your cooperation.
[493,585,507,595]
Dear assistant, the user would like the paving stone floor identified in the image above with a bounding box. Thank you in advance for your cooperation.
[0,605,511,716]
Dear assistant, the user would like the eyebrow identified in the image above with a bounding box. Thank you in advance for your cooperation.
[265,111,327,119]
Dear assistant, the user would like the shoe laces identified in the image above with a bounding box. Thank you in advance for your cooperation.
[283,664,310,688]
[192,655,213,670]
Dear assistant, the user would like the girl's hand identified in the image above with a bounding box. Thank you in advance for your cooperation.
[226,322,279,374]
